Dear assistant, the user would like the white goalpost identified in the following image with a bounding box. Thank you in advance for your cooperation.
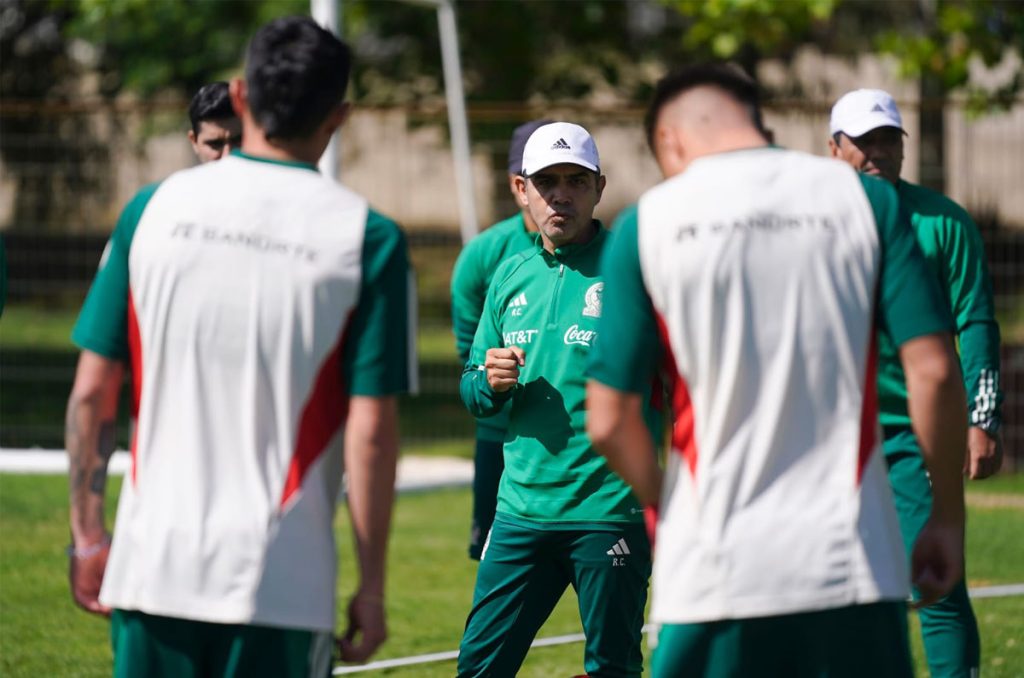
[311,0,480,242]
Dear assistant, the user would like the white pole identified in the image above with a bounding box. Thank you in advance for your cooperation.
[436,0,479,243]
[311,0,340,180]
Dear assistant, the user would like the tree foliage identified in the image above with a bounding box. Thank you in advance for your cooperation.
[62,0,306,97]
[661,0,838,74]
[662,0,1024,108]
[872,0,1024,109]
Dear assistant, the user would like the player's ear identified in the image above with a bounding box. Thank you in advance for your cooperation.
[228,78,247,118]
[653,126,688,178]
[324,102,350,133]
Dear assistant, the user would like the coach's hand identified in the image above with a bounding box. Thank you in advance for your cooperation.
[485,346,526,393]
[965,426,1002,480]
[68,534,112,617]
[910,517,964,608]
[338,590,387,663]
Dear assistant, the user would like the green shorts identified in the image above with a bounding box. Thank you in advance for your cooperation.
[111,609,334,678]
[652,601,912,678]
[457,515,651,678]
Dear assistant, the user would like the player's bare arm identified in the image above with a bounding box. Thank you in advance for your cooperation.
[966,426,1003,480]
[339,395,399,662]
[485,346,525,392]
[65,350,123,617]
[900,332,968,607]
[586,381,661,508]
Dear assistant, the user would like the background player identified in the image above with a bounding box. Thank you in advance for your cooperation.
[587,64,968,677]
[829,87,1002,677]
[457,122,653,678]
[187,81,242,163]
[450,118,551,560]
[65,16,414,675]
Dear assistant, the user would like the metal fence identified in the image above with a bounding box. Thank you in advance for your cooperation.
[1,101,1022,469]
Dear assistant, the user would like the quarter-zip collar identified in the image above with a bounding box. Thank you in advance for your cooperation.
[539,220,605,266]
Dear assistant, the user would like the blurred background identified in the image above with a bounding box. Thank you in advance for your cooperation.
[1,0,1022,468]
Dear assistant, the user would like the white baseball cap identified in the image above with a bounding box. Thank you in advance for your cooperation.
[521,122,600,176]
[829,89,906,138]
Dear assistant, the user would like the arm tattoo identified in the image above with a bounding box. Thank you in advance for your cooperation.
[67,400,87,495]
[89,421,117,495]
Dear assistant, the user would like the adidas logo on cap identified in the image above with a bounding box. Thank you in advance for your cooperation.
[521,122,600,176]
[829,89,905,138]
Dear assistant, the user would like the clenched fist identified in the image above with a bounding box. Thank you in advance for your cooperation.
[485,346,526,392]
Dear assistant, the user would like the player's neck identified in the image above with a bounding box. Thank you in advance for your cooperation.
[241,134,325,167]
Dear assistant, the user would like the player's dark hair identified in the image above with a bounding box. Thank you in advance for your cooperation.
[644,63,765,152]
[245,16,351,140]
[188,82,234,135]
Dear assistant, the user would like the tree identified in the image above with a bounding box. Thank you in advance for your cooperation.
[63,0,307,97]
[660,0,1024,192]
[0,0,102,232]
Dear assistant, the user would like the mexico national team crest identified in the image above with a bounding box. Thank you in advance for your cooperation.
[583,282,603,318]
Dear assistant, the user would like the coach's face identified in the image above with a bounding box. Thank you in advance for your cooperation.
[829,126,904,186]
[514,164,605,250]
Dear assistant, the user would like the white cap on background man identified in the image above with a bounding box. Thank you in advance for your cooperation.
[829,89,906,138]
[521,122,601,176]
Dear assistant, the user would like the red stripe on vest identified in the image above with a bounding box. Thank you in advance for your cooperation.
[280,318,352,507]
[126,291,143,486]
[655,313,698,478]
[857,329,880,485]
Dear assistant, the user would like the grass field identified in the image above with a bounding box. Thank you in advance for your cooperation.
[1,472,1021,677]
[0,304,461,361]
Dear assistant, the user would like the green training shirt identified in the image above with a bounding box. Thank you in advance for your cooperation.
[451,213,537,441]
[460,223,652,524]
[878,179,1002,437]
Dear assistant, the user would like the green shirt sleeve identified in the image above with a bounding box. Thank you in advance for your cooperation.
[459,260,514,417]
[586,204,659,392]
[862,175,952,347]
[71,182,161,360]
[450,237,488,365]
[343,209,416,396]
[932,199,1002,424]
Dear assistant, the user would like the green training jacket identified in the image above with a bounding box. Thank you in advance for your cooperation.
[451,213,538,441]
[461,223,653,525]
[879,180,1002,443]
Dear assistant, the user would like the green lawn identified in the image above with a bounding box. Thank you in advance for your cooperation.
[0,303,459,362]
[1,474,1022,677]
[0,304,78,351]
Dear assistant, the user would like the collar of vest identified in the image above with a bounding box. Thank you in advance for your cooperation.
[230,149,319,173]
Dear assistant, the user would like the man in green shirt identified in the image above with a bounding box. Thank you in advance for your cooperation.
[830,88,1002,678]
[451,119,551,560]
[457,122,653,678]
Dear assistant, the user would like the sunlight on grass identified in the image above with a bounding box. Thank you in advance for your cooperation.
[1,475,1022,677]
